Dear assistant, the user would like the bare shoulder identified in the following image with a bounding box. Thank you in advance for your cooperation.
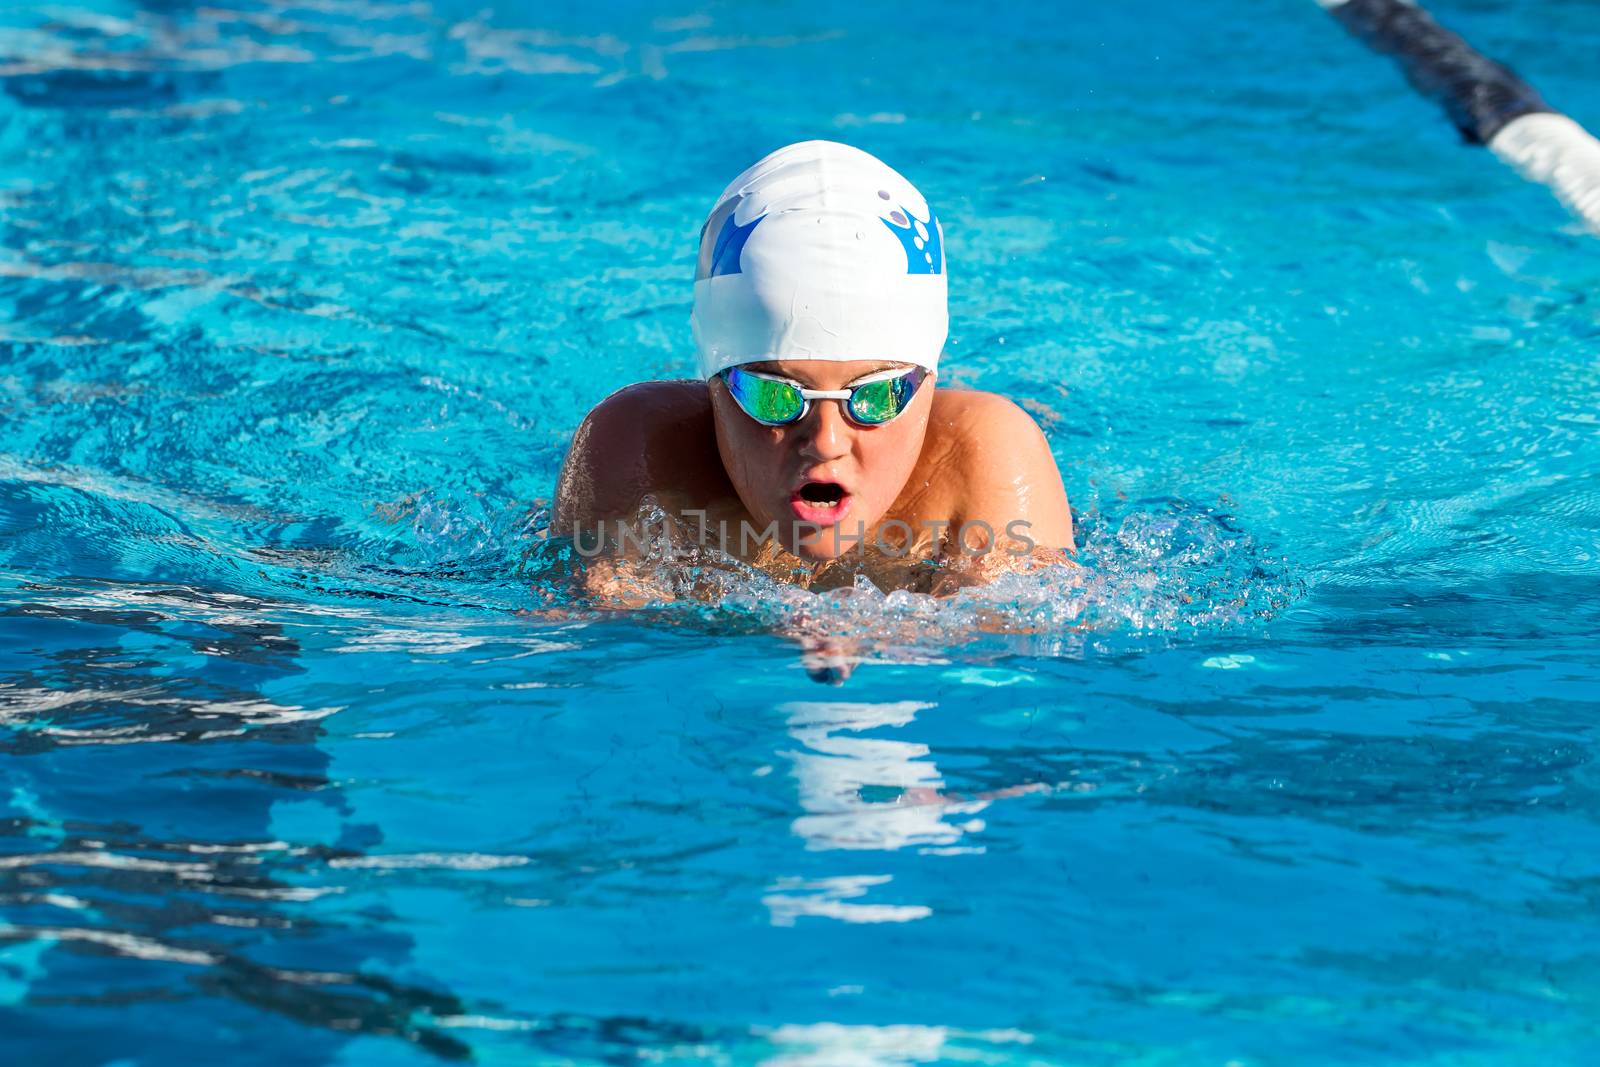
[571,380,710,442]
[927,386,1074,551]
[554,380,719,532]
[928,387,1055,467]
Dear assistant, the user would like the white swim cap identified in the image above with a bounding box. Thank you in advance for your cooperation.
[691,140,947,380]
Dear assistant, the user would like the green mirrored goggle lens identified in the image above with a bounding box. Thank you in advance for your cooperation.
[725,368,805,424]
[846,376,913,424]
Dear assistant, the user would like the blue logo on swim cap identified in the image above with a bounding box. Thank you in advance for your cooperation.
[700,209,765,279]
[881,207,943,275]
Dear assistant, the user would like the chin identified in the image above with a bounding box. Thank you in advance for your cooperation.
[791,538,847,563]
[787,515,881,563]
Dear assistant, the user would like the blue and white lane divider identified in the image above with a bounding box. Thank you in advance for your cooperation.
[1317,0,1600,232]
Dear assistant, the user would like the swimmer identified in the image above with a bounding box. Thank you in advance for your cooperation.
[554,140,1073,598]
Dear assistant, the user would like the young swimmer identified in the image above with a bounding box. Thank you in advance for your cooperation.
[554,140,1073,598]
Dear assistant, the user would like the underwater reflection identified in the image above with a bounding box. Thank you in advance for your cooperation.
[778,699,988,853]
[766,697,1060,927]
[763,698,972,929]
[756,1021,1036,1067]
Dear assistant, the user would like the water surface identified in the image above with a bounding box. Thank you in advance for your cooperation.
[3,1,1599,1063]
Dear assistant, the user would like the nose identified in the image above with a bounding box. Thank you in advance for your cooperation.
[796,397,853,463]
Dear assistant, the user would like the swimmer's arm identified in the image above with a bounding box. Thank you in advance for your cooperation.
[553,380,717,530]
[948,394,1074,563]
[554,385,660,539]
[553,384,694,604]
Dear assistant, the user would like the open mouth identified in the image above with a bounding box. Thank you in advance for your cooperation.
[799,481,844,507]
[790,481,852,526]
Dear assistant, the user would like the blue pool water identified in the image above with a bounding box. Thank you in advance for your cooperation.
[4,0,1600,1062]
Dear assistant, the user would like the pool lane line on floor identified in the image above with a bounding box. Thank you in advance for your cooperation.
[1317,0,1600,233]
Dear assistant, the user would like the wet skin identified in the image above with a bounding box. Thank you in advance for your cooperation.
[553,359,1074,591]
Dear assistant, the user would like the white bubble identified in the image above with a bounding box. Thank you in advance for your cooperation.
[914,219,928,241]
[914,236,924,250]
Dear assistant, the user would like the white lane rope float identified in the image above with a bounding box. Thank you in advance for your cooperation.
[1317,0,1600,234]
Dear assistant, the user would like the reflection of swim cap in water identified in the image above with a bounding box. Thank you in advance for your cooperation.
[691,140,948,380]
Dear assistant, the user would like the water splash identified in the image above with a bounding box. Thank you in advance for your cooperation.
[512,495,1301,655]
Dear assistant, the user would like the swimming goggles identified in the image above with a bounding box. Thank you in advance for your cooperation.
[718,365,931,427]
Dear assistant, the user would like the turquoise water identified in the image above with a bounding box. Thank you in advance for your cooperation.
[3,0,1600,1063]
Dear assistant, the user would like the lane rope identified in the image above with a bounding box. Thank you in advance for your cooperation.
[1318,0,1600,232]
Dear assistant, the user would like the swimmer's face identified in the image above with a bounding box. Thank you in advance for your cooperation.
[709,358,934,561]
